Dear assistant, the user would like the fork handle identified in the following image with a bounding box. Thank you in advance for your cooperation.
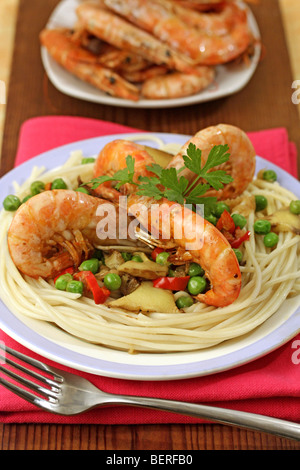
[106,394,300,441]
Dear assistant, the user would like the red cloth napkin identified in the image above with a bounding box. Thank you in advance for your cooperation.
[1,116,299,424]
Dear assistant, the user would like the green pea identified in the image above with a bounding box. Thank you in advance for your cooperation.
[168,268,176,277]
[213,202,230,218]
[22,194,33,203]
[76,187,90,194]
[232,213,247,229]
[30,181,45,196]
[254,219,271,234]
[55,273,73,291]
[263,170,277,182]
[66,280,84,294]
[131,255,143,263]
[176,295,194,309]
[289,200,300,215]
[104,272,122,291]
[79,258,100,274]
[188,262,204,277]
[205,214,217,225]
[156,252,170,265]
[255,195,268,212]
[3,195,21,211]
[121,252,132,262]
[81,157,96,164]
[263,232,279,248]
[51,178,67,189]
[233,248,243,263]
[187,276,207,295]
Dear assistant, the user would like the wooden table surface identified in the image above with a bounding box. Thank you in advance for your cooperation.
[1,0,300,451]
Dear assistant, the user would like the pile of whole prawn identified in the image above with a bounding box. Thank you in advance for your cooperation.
[40,0,256,101]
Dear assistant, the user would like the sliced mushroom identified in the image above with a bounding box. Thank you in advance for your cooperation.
[120,273,140,296]
[104,250,125,269]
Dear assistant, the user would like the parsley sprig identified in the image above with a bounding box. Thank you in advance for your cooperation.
[87,143,233,211]
[89,155,136,191]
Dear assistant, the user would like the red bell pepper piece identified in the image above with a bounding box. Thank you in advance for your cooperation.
[151,247,165,261]
[216,211,250,248]
[216,210,235,233]
[153,276,190,291]
[54,267,75,283]
[230,230,251,248]
[73,271,110,304]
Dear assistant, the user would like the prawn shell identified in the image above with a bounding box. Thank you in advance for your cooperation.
[168,123,256,200]
[127,193,242,308]
[7,190,119,279]
[40,28,140,101]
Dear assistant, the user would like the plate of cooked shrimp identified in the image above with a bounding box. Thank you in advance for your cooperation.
[40,0,262,108]
[0,125,300,380]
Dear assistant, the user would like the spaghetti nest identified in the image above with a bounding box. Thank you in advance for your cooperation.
[0,145,299,354]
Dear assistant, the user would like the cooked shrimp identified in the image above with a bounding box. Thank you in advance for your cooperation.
[39,28,140,101]
[127,193,242,307]
[121,65,169,83]
[93,139,156,200]
[171,0,258,10]
[76,3,197,74]
[166,1,249,37]
[71,25,151,72]
[103,0,252,65]
[93,139,242,307]
[141,66,215,99]
[167,124,256,200]
[170,1,225,11]
[7,190,128,279]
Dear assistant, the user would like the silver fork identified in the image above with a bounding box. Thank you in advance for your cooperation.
[1,344,300,441]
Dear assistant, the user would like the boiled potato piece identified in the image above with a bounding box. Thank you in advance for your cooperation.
[108,281,179,313]
[144,146,173,168]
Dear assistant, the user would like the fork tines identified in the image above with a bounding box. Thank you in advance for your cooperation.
[0,343,63,406]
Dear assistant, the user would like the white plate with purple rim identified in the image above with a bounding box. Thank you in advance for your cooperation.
[0,132,299,381]
[41,0,261,109]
